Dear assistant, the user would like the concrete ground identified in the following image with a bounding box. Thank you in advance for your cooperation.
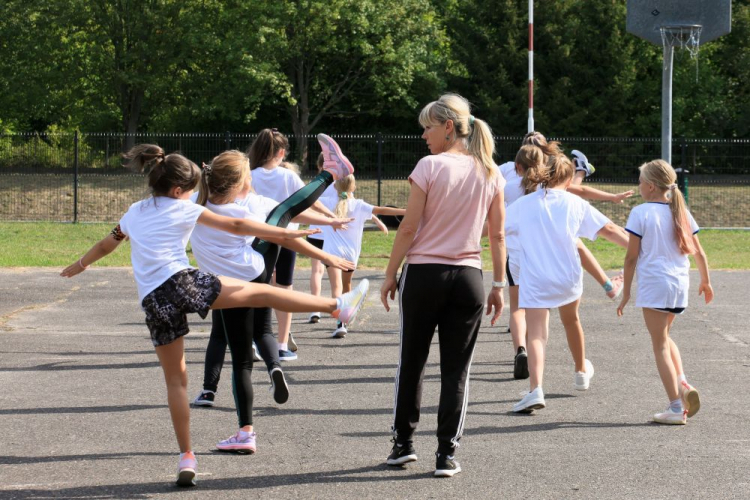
[0,268,748,499]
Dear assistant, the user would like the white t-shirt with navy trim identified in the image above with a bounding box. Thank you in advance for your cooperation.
[625,202,700,309]
[505,188,610,308]
[321,198,374,265]
[308,183,338,240]
[119,197,206,303]
[251,167,306,230]
[498,161,525,277]
[189,192,276,282]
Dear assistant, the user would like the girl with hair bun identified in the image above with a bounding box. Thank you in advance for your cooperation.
[381,94,506,477]
[60,140,368,488]
[618,159,713,425]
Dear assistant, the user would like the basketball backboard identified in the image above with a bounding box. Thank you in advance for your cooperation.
[626,0,732,46]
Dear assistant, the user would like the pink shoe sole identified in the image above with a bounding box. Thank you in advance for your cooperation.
[317,134,354,179]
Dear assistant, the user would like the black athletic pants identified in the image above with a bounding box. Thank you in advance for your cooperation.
[200,171,334,427]
[392,263,484,455]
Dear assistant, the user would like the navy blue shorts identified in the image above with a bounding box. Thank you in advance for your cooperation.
[653,307,686,315]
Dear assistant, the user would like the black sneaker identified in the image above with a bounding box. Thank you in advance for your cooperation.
[386,440,417,466]
[434,452,461,477]
[192,390,215,407]
[269,367,289,404]
[514,347,529,380]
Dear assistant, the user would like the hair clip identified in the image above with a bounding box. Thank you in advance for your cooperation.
[201,162,212,175]
[668,183,678,190]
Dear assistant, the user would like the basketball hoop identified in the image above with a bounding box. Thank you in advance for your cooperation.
[660,24,703,58]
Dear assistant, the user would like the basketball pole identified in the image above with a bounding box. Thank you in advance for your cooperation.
[662,43,674,164]
[528,0,534,133]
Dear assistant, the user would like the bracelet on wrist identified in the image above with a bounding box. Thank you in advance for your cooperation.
[79,258,89,269]
[491,280,507,288]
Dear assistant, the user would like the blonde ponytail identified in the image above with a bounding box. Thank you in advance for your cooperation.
[334,174,355,218]
[515,145,546,195]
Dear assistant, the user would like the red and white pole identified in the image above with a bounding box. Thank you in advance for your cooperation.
[528,0,534,133]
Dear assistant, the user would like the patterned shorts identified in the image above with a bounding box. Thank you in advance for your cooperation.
[141,269,222,347]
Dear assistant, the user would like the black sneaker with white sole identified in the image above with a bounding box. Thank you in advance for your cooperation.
[269,367,289,404]
[192,390,215,407]
[434,452,461,477]
[514,346,529,380]
[386,441,418,466]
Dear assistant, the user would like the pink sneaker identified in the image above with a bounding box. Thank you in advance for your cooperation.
[217,431,257,454]
[332,279,369,325]
[317,133,354,180]
[176,451,197,487]
[606,271,624,300]
[680,381,701,418]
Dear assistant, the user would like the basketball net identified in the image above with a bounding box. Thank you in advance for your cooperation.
[660,25,702,78]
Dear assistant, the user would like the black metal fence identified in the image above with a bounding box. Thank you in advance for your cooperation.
[1,132,749,227]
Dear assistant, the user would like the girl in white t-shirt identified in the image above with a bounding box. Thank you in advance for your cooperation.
[501,140,632,385]
[188,150,353,453]
[323,174,405,338]
[618,159,713,425]
[248,129,337,360]
[60,142,368,488]
[505,154,627,414]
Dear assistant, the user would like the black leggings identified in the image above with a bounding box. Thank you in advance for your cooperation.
[201,171,334,427]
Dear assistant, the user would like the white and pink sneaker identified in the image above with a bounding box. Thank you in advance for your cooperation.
[333,279,369,325]
[217,430,257,454]
[176,451,197,487]
[317,133,354,180]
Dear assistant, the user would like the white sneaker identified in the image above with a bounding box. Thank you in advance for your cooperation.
[252,343,262,362]
[513,387,545,413]
[574,359,595,391]
[308,312,321,324]
[332,325,347,338]
[333,279,369,325]
[653,407,687,425]
[680,381,701,418]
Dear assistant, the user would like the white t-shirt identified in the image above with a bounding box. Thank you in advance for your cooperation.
[189,192,276,282]
[321,198,374,265]
[118,197,206,303]
[499,161,525,264]
[625,202,700,309]
[505,189,610,308]
[251,167,306,230]
[308,183,339,240]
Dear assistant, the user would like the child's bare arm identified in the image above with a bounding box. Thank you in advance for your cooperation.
[198,209,319,240]
[596,222,629,249]
[372,206,407,217]
[61,227,125,277]
[568,184,634,204]
[691,234,714,304]
[617,233,641,316]
[371,215,388,234]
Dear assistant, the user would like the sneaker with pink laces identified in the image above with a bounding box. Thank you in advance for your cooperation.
[176,451,197,487]
[217,430,257,454]
[680,381,701,418]
[653,407,687,425]
[332,279,369,325]
[317,133,354,180]
[605,271,624,300]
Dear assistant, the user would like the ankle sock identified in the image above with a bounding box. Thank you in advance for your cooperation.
[336,297,343,310]
[669,398,683,413]
[677,373,687,384]
[278,342,288,351]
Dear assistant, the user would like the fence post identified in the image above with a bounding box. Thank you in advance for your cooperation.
[678,137,689,204]
[73,130,79,223]
[377,133,383,206]
[225,131,231,150]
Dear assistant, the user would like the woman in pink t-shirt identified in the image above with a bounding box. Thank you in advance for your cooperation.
[380,94,507,478]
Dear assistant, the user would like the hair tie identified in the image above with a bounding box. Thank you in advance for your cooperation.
[469,115,475,126]
[158,153,166,160]
[201,162,213,176]
[339,192,348,200]
[668,183,678,190]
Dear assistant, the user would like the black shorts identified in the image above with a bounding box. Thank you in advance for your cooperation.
[653,307,686,315]
[141,269,222,347]
[274,247,297,286]
[306,236,324,250]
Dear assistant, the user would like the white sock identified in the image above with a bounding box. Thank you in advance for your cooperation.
[278,342,288,351]
[336,297,343,310]
[669,398,683,413]
[677,373,687,384]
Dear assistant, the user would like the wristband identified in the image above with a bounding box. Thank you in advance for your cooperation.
[602,280,614,293]
[79,258,89,269]
[491,280,507,288]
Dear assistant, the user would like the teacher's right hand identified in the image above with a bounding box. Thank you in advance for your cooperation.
[380,275,398,312]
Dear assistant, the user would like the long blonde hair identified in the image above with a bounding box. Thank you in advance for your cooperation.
[639,159,696,255]
[334,174,355,218]
[196,150,249,206]
[418,94,496,179]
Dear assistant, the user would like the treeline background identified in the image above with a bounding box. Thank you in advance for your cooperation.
[2,0,749,146]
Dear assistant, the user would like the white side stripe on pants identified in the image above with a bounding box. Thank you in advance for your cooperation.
[391,263,409,437]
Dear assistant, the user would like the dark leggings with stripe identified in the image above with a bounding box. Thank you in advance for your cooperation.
[201,171,334,427]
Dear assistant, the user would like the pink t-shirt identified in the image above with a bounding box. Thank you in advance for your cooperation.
[406,153,505,269]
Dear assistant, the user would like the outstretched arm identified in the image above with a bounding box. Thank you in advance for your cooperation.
[310,200,337,218]
[372,206,407,217]
[61,227,125,277]
[371,215,388,235]
[691,234,714,304]
[568,184,634,204]
[265,236,355,271]
[198,209,319,240]
[291,209,352,229]
[596,222,629,249]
